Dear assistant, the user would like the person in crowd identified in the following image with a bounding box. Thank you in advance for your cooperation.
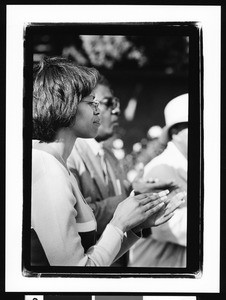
[67,75,131,267]
[134,125,169,168]
[31,56,185,267]
[67,75,178,238]
[125,125,169,184]
[67,75,128,237]
[129,93,188,268]
[67,75,179,266]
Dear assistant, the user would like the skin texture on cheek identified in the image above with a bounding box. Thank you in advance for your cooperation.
[97,110,116,141]
[72,103,99,138]
[93,83,119,141]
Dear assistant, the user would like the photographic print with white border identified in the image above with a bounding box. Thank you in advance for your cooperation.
[6,4,220,294]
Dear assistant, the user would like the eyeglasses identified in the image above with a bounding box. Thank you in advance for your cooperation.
[99,97,120,110]
[81,98,99,110]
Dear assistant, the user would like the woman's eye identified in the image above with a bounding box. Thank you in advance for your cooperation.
[88,102,96,108]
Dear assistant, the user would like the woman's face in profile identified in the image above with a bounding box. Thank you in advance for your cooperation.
[71,93,101,138]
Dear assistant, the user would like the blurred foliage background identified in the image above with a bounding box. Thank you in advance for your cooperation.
[33,34,189,74]
[32,30,189,155]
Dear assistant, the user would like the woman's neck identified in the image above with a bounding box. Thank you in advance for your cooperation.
[50,128,77,163]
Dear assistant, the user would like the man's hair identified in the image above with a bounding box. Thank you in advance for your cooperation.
[168,122,188,140]
[33,56,99,142]
[97,74,111,88]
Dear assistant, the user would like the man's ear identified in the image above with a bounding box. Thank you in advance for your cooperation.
[170,127,179,137]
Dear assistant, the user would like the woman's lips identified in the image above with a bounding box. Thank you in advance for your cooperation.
[93,118,101,126]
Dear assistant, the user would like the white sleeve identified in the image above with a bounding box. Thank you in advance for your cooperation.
[85,224,123,266]
[32,153,123,266]
[113,229,141,262]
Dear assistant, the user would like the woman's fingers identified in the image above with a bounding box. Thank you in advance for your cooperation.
[111,189,183,233]
[136,189,169,203]
[144,200,166,215]
[164,191,186,216]
[132,189,186,222]
[155,212,175,226]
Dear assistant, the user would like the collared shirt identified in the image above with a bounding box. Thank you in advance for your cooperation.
[83,138,103,156]
[79,138,121,196]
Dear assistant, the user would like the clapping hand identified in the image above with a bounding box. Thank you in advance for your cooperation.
[133,191,186,232]
[110,190,170,233]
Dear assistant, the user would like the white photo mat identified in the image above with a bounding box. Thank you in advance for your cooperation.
[6,4,221,293]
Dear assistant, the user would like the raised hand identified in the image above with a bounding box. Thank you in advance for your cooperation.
[134,191,186,231]
[110,190,169,233]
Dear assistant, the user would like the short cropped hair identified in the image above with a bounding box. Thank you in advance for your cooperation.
[33,56,100,142]
[96,74,114,96]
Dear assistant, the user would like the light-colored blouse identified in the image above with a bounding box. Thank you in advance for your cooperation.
[32,147,139,266]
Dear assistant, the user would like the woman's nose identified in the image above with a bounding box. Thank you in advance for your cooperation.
[94,106,100,115]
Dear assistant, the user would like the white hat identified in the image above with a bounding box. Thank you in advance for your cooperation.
[164,93,188,129]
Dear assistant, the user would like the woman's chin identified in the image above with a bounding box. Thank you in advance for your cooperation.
[78,132,98,139]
